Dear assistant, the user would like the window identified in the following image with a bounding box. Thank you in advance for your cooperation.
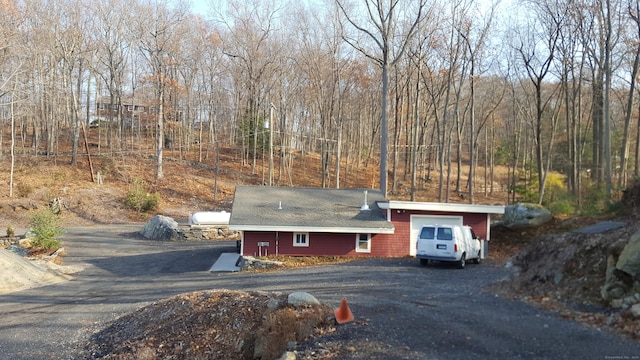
[437,227,453,240]
[419,227,435,239]
[127,105,134,112]
[293,233,308,247]
[356,233,371,253]
[98,103,106,110]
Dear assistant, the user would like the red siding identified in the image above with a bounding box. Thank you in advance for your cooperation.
[241,209,492,258]
[389,210,489,239]
[242,231,405,257]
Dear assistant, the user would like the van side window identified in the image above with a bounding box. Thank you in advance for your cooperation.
[437,227,453,240]
[419,227,435,239]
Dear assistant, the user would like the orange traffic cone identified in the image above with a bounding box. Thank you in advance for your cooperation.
[334,297,354,324]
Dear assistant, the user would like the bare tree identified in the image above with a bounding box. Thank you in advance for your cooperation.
[614,0,640,189]
[458,2,496,204]
[135,0,189,179]
[514,0,564,204]
[92,0,133,152]
[292,4,349,188]
[336,0,428,196]
[217,0,282,177]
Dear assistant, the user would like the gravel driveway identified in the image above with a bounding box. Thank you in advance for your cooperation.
[0,225,639,359]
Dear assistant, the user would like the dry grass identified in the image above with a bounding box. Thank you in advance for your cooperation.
[260,255,364,267]
[0,139,512,232]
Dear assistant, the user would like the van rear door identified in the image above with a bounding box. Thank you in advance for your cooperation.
[433,226,455,258]
[416,226,436,256]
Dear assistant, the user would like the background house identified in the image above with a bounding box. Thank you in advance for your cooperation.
[229,186,505,258]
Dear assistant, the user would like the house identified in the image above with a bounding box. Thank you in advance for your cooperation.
[95,96,152,124]
[228,186,505,258]
[94,95,185,127]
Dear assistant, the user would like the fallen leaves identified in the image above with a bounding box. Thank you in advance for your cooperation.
[85,290,335,360]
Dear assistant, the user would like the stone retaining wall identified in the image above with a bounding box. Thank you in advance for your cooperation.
[241,256,284,271]
[140,215,241,242]
[0,237,23,248]
[177,226,241,241]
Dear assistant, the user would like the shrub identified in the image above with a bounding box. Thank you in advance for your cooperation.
[544,172,567,203]
[29,207,63,251]
[16,183,34,198]
[581,185,607,216]
[548,200,575,216]
[6,225,15,238]
[125,178,160,212]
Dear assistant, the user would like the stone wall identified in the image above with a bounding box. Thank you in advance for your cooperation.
[177,226,241,241]
[140,215,240,242]
[241,256,284,270]
[0,237,21,248]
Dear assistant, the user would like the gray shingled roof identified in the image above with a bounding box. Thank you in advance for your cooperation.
[229,186,394,234]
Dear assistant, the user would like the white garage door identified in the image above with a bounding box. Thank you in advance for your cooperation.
[409,215,463,256]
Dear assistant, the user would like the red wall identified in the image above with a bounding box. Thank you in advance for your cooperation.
[389,210,488,239]
[241,210,490,258]
[242,231,405,257]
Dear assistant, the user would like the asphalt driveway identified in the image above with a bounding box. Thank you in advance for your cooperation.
[0,225,638,359]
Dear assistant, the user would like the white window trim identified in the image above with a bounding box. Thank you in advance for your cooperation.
[293,232,309,247]
[355,233,371,253]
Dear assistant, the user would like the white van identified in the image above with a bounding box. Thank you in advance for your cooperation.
[416,224,482,269]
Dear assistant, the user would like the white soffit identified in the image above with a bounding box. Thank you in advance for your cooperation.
[379,201,505,214]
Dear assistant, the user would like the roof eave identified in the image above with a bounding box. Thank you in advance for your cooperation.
[228,225,395,234]
[378,201,505,214]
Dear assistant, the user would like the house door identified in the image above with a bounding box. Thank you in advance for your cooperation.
[409,215,463,256]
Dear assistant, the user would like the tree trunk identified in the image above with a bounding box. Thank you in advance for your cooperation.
[157,82,165,179]
[380,62,389,196]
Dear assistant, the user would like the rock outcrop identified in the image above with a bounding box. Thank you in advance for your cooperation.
[602,229,640,308]
[616,230,640,279]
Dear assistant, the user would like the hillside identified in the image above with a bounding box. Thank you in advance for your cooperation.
[0,144,510,233]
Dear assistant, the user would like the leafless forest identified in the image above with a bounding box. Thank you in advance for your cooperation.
[1,0,639,213]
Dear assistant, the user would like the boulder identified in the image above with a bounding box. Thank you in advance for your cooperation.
[287,291,320,307]
[616,229,640,279]
[601,230,640,306]
[139,215,179,241]
[503,203,552,229]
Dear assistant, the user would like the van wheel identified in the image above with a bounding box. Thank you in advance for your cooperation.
[457,254,466,269]
[420,259,429,266]
[473,251,481,264]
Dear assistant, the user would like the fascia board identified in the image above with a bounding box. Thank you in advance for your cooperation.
[228,225,395,234]
[378,201,505,214]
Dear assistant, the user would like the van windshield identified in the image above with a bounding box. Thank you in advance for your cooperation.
[419,227,435,239]
[436,227,453,240]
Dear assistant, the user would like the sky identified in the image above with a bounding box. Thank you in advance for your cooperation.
[188,0,325,17]
[189,0,210,15]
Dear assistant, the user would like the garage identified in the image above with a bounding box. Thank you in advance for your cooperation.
[409,215,462,256]
[378,201,504,259]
